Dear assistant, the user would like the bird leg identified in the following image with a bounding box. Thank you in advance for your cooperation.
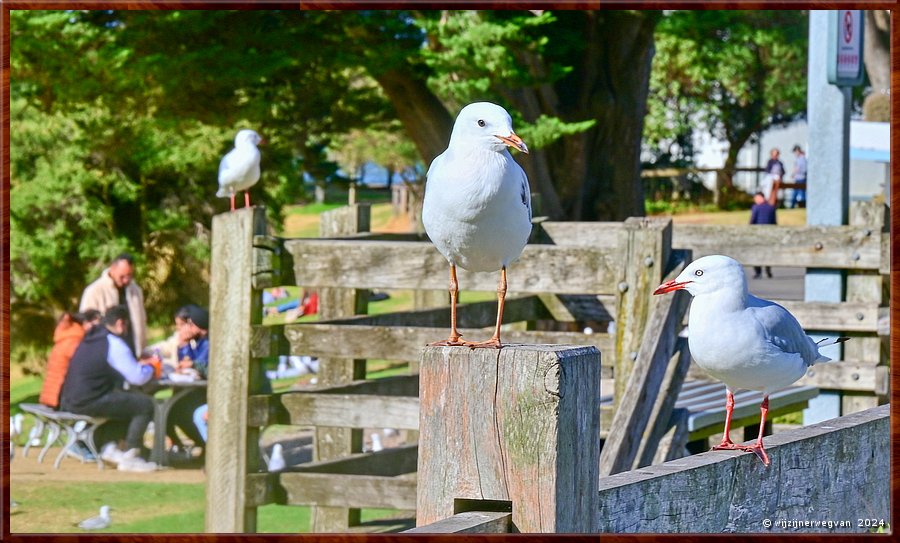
[244,191,251,208]
[229,193,236,212]
[469,266,507,350]
[711,389,740,449]
[748,395,771,466]
[429,264,472,347]
[711,391,771,467]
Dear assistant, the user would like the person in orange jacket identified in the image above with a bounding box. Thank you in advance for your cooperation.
[39,309,102,409]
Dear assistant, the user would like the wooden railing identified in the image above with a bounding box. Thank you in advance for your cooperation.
[205,200,888,532]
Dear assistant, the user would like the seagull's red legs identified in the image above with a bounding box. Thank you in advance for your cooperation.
[711,390,771,466]
[244,192,251,208]
[229,193,236,212]
[712,389,738,448]
[429,264,473,347]
[469,266,508,349]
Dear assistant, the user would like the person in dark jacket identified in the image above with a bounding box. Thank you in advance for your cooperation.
[59,305,157,471]
[750,192,776,279]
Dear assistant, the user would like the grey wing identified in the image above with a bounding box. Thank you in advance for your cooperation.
[747,296,819,365]
[519,168,532,221]
[218,150,233,179]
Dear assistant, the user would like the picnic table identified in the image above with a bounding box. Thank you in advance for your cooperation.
[142,378,208,466]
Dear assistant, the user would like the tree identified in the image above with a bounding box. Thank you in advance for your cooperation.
[645,11,808,205]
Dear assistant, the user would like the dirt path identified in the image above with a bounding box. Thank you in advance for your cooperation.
[11,447,206,484]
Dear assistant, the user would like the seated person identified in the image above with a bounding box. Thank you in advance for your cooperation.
[40,309,102,409]
[58,304,158,472]
[165,304,209,459]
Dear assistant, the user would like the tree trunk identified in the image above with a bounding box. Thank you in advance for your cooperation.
[372,69,454,168]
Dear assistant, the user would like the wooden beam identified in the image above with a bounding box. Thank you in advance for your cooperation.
[206,206,268,533]
[775,300,880,332]
[404,511,512,534]
[291,444,418,477]
[282,323,612,365]
[247,472,418,510]
[597,405,889,533]
[417,345,601,533]
[280,392,420,430]
[283,239,619,294]
[673,224,882,270]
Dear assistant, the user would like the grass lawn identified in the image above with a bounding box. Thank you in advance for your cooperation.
[10,479,405,533]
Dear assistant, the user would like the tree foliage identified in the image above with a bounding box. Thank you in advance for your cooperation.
[644,11,808,202]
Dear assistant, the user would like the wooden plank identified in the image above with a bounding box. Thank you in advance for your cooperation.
[405,511,512,534]
[597,405,889,533]
[537,221,622,247]
[651,408,691,465]
[315,295,543,329]
[291,443,418,477]
[283,323,612,364]
[613,219,674,409]
[281,393,420,430]
[314,205,370,532]
[206,206,268,533]
[283,239,619,294]
[845,201,887,367]
[634,338,692,469]
[775,300,880,332]
[417,345,601,533]
[536,293,616,323]
[600,260,690,476]
[246,472,418,510]
[673,224,882,270]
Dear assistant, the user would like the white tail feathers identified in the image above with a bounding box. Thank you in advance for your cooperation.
[813,336,850,365]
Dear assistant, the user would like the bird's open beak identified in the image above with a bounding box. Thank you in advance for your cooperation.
[496,133,529,154]
[653,279,691,295]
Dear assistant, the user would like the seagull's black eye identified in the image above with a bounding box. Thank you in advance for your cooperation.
[477,119,486,127]
[694,270,704,277]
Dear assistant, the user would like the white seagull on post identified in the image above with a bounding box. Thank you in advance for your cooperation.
[422,102,532,349]
[653,254,848,466]
[217,129,263,212]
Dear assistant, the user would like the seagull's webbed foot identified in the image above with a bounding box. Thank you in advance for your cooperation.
[428,335,475,347]
[711,441,770,466]
[467,337,503,350]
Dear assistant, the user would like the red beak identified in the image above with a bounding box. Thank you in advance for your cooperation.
[653,279,691,295]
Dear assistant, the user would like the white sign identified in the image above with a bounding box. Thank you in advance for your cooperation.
[836,10,862,80]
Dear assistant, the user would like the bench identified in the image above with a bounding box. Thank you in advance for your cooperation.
[18,403,106,469]
[600,380,819,459]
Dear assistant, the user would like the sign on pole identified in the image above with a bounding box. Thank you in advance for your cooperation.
[827,10,865,86]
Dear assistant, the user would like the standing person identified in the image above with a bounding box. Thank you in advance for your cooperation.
[79,253,148,356]
[790,144,807,208]
[58,305,158,472]
[760,148,785,205]
[749,192,776,279]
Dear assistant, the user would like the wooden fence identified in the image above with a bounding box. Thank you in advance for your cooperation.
[204,200,888,532]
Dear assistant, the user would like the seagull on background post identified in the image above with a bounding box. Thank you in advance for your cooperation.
[422,102,532,349]
[653,254,849,466]
[217,129,264,212]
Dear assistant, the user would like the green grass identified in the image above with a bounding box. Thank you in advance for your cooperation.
[10,480,407,533]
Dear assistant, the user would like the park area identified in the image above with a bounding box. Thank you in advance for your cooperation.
[7,8,891,535]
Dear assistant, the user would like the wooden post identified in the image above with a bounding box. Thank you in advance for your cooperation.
[312,204,371,531]
[600,251,691,476]
[417,345,601,533]
[613,217,672,410]
[206,207,268,533]
[843,200,888,413]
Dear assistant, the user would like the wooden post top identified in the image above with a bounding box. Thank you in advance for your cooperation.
[417,343,601,533]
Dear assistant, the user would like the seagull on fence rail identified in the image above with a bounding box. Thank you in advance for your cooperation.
[217,129,264,212]
[422,102,532,349]
[654,254,848,466]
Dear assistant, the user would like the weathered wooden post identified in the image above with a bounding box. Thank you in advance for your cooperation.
[312,203,371,531]
[417,345,601,533]
[206,206,268,532]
